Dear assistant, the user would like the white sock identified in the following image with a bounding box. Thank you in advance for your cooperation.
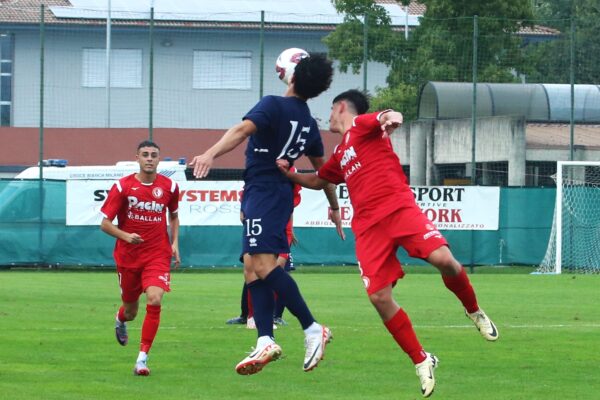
[136,351,147,363]
[303,322,322,336]
[256,335,275,348]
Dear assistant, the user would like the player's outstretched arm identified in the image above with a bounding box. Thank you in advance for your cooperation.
[277,159,345,239]
[307,155,345,240]
[276,158,328,189]
[100,217,143,244]
[189,119,256,178]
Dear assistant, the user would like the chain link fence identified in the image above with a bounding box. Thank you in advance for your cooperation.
[4,3,597,267]
[0,4,598,185]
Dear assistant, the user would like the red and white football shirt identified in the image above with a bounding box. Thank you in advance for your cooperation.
[317,111,415,235]
[101,173,179,268]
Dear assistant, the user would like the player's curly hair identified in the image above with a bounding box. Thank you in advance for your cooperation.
[293,53,333,100]
[332,89,370,115]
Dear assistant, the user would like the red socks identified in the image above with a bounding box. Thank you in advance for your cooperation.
[117,306,127,323]
[384,309,427,364]
[442,267,479,314]
[140,304,161,354]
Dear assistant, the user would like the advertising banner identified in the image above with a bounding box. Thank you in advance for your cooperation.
[67,181,499,230]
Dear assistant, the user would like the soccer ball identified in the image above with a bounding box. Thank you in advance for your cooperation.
[275,48,309,85]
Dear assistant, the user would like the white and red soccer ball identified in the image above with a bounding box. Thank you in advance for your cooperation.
[275,47,309,85]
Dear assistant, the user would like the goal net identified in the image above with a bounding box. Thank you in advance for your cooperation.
[538,161,600,274]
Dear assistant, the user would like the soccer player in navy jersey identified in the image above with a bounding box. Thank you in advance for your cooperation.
[190,53,345,375]
[277,90,498,397]
[100,141,180,376]
[227,177,302,328]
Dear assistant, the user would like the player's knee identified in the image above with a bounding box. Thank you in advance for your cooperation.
[368,290,392,309]
[146,295,162,306]
[429,247,461,274]
[124,308,138,321]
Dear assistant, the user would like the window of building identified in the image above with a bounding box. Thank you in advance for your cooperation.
[82,48,142,88]
[193,50,251,90]
[0,33,14,126]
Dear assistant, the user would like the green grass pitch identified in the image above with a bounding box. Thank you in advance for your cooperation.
[0,267,598,399]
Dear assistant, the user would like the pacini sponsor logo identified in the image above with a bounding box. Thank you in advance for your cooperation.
[128,196,165,212]
[340,146,357,167]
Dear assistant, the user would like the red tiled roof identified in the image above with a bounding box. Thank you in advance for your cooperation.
[375,1,426,15]
[0,1,559,34]
[527,124,600,150]
[0,0,420,26]
[518,24,561,36]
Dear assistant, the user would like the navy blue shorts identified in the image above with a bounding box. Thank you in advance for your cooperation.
[241,182,293,256]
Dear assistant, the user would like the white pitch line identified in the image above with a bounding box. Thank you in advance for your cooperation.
[414,323,600,329]
[39,323,600,331]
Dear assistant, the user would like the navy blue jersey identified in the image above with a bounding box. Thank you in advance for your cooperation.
[243,95,324,183]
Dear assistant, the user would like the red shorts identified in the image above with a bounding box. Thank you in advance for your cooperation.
[117,263,171,303]
[355,206,447,295]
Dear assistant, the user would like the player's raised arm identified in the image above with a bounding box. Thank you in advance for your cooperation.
[189,119,257,178]
[378,110,403,138]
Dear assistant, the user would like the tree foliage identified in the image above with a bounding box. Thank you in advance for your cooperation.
[324,0,535,119]
[525,0,600,84]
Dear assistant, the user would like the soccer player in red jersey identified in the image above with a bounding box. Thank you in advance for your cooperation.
[100,140,180,376]
[277,90,498,398]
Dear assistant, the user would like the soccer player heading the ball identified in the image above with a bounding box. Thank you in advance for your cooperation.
[277,90,498,398]
[100,140,181,376]
[190,50,345,375]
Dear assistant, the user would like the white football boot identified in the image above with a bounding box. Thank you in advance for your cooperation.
[235,342,282,375]
[415,352,439,398]
[466,309,499,341]
[133,359,150,376]
[303,325,332,372]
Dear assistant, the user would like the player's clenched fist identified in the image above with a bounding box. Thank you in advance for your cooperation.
[276,158,290,174]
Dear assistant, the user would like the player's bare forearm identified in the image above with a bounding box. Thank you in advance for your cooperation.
[303,156,345,240]
[100,218,143,244]
[169,213,181,266]
[169,212,180,245]
[293,172,328,189]
[211,120,255,158]
[323,183,339,210]
[306,155,340,209]
[190,119,256,178]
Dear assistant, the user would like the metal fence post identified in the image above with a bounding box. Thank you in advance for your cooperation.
[569,17,575,161]
[259,10,265,100]
[363,13,369,92]
[149,7,154,141]
[470,15,478,272]
[38,4,46,264]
